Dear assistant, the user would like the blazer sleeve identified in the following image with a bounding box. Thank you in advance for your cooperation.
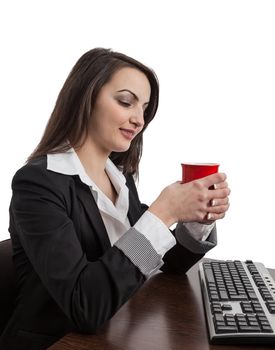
[161,225,217,274]
[10,163,146,333]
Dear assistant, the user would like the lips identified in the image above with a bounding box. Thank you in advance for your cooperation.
[119,128,136,140]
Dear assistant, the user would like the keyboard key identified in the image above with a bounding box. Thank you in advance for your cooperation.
[229,294,248,301]
[214,314,225,323]
[219,291,229,300]
[247,292,258,300]
[221,304,232,311]
[239,325,261,333]
[266,301,275,314]
[261,326,273,333]
[216,326,238,333]
[205,268,215,283]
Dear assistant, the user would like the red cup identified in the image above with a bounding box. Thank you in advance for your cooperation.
[181,163,219,183]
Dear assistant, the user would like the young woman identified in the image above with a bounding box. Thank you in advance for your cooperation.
[2,48,230,350]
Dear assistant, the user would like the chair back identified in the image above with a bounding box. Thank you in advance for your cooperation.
[0,239,16,334]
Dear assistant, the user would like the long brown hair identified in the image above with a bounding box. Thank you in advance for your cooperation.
[28,48,159,175]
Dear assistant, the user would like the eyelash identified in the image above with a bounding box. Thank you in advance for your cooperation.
[118,99,148,114]
[118,100,131,107]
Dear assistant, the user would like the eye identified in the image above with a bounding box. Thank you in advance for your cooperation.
[118,100,131,107]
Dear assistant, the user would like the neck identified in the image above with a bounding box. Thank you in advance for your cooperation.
[76,137,110,179]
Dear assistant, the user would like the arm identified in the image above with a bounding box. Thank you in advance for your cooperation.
[11,164,151,333]
[125,175,218,274]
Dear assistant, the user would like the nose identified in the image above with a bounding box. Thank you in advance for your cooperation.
[130,107,145,129]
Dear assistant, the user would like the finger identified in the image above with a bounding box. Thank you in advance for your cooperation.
[207,212,226,221]
[200,173,227,188]
[210,187,231,199]
[208,203,230,215]
[209,197,229,207]
[213,181,229,190]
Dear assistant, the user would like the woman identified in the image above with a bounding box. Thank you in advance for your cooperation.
[2,48,230,350]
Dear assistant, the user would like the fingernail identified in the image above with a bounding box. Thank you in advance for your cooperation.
[211,200,216,207]
[213,184,217,190]
[207,213,213,220]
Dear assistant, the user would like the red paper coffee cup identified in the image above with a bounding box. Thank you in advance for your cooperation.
[181,163,219,183]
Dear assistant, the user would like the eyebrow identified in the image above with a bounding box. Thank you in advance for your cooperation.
[117,89,149,106]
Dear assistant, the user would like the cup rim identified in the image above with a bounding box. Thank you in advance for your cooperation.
[181,163,219,166]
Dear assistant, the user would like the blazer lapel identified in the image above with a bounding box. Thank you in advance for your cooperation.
[127,192,139,226]
[74,176,111,252]
[126,177,144,226]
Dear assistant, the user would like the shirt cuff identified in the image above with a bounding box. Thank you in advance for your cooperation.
[183,222,215,241]
[134,211,176,257]
[115,228,164,278]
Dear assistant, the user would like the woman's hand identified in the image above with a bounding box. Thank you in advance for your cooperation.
[148,173,230,228]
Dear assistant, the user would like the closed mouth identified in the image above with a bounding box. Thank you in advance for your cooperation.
[119,128,136,138]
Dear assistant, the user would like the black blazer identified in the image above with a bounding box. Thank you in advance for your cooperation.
[1,156,216,350]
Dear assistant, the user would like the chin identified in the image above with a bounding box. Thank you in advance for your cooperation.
[112,143,131,153]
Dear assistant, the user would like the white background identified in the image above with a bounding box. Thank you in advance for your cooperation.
[1,1,275,266]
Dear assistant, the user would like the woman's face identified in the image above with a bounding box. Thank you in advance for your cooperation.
[88,67,151,155]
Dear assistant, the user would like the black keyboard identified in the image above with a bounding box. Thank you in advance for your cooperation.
[199,260,275,344]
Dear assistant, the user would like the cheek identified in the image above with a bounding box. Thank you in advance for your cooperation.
[92,100,129,134]
[111,107,129,125]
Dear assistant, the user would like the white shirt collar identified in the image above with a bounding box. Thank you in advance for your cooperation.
[47,148,129,222]
[47,148,126,188]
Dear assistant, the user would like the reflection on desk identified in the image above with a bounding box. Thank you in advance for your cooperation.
[48,260,275,350]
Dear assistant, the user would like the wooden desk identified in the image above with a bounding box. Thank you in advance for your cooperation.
[48,261,275,350]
